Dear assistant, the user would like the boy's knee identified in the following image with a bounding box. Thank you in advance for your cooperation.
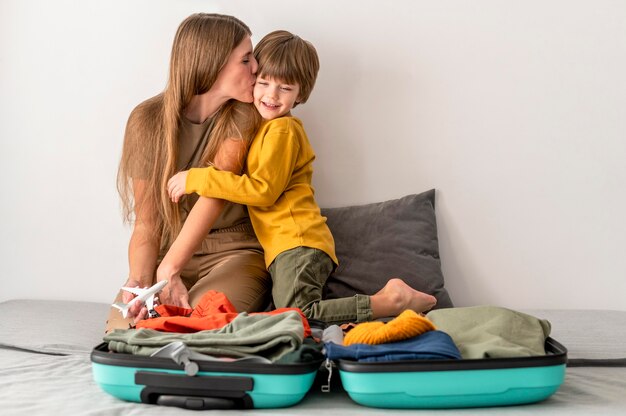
[299,301,322,321]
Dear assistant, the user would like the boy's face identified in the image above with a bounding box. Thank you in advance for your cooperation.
[253,76,300,120]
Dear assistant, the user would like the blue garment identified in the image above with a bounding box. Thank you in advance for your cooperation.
[325,330,461,362]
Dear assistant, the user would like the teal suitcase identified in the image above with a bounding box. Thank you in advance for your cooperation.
[335,337,567,409]
[91,342,322,410]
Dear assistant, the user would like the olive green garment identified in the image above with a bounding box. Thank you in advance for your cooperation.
[427,305,551,359]
[104,311,304,362]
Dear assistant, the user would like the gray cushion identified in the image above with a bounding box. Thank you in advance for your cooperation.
[321,190,453,309]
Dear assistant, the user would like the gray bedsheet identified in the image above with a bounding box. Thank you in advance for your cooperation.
[1,300,625,415]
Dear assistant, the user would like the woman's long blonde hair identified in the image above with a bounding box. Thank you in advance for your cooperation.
[117,13,259,244]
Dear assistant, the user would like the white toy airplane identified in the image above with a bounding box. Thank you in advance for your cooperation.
[112,280,168,319]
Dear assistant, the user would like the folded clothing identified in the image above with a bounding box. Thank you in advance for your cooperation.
[136,290,311,338]
[343,310,436,346]
[427,305,551,359]
[105,310,306,362]
[325,330,461,362]
[322,325,344,345]
[276,338,325,364]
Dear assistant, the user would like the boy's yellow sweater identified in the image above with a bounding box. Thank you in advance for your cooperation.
[186,116,338,268]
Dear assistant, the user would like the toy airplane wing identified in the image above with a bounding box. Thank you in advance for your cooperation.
[121,286,147,296]
[112,295,155,318]
[111,302,131,318]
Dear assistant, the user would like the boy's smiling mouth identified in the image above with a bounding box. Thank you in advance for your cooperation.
[261,101,280,109]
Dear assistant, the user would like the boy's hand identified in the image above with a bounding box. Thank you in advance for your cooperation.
[167,171,189,203]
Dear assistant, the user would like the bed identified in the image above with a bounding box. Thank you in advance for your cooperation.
[2,192,624,414]
[0,299,624,415]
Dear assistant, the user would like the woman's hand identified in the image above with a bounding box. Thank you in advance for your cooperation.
[167,171,189,203]
[158,276,191,309]
[156,265,191,309]
[121,279,150,323]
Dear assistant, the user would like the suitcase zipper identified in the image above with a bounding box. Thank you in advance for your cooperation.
[321,358,333,393]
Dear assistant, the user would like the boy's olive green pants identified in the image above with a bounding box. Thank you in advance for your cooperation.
[269,246,372,325]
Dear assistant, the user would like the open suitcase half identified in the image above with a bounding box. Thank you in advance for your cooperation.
[335,337,567,409]
[91,342,323,410]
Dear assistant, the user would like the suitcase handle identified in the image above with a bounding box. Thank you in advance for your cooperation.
[156,394,240,410]
[136,371,254,409]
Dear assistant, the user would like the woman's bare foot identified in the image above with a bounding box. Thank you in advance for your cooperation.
[370,278,437,319]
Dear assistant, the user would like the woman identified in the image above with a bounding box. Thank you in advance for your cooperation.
[106,13,271,332]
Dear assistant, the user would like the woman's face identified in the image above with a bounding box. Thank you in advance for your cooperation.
[212,36,258,103]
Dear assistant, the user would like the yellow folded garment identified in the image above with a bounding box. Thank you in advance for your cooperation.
[343,310,436,346]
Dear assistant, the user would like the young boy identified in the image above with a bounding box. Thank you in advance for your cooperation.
[167,30,436,324]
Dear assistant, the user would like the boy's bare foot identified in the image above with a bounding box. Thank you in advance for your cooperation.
[371,278,437,319]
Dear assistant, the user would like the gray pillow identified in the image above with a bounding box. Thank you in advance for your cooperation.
[321,190,453,309]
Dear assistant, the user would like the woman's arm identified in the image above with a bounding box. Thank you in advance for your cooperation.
[123,179,161,318]
[156,138,248,308]
[183,123,301,207]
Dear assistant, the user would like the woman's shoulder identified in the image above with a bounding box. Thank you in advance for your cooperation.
[123,94,164,148]
[127,94,164,127]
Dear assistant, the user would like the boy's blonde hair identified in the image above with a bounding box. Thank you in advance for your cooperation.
[254,30,320,106]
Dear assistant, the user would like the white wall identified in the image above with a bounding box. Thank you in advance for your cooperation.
[1,0,624,310]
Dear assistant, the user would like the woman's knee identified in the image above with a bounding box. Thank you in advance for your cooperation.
[104,291,134,333]
[189,250,271,312]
